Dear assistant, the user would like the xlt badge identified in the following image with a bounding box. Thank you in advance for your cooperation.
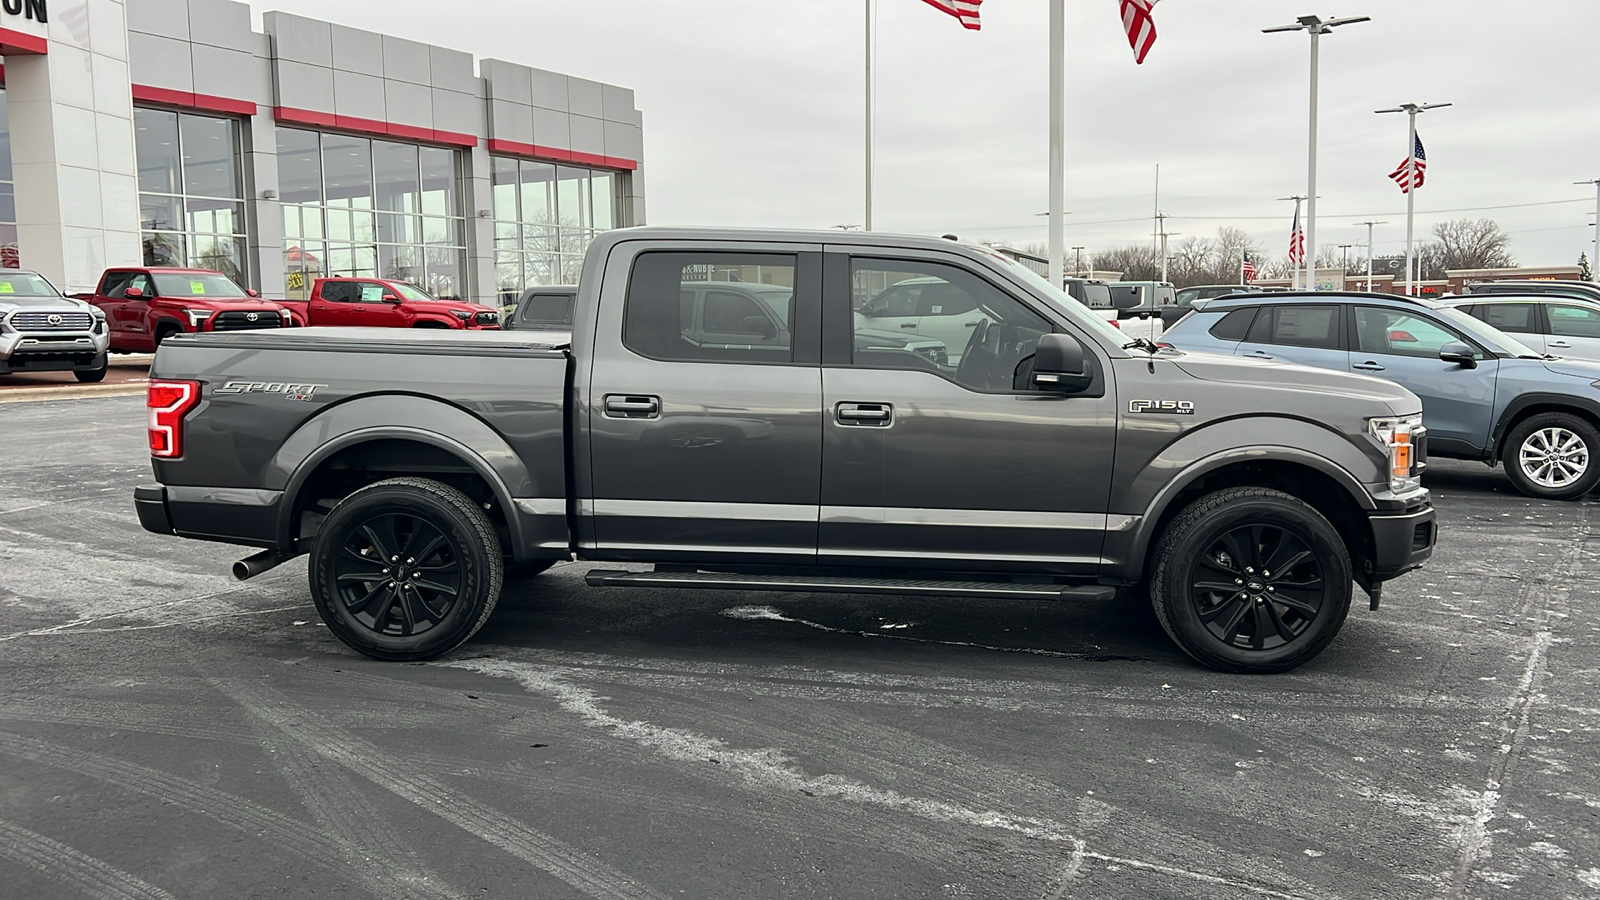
[1129,399,1194,415]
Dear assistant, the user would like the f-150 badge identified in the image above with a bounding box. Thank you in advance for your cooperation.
[1129,399,1194,415]
[215,381,327,401]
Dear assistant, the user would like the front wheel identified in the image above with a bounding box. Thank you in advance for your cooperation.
[74,360,108,383]
[309,477,504,661]
[1149,487,1352,674]
[1502,412,1600,500]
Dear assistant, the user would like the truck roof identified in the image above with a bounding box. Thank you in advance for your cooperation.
[593,226,1003,256]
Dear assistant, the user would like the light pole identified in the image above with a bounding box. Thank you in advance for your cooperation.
[1071,246,1086,277]
[1577,180,1600,284]
[1265,14,1370,291]
[1376,102,1450,295]
[1356,220,1387,291]
[1338,243,1355,272]
[1047,0,1066,287]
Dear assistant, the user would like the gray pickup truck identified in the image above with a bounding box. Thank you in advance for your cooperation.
[135,228,1436,673]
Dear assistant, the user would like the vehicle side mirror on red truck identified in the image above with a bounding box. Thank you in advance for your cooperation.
[246,288,259,298]
[383,294,403,303]
[124,287,144,299]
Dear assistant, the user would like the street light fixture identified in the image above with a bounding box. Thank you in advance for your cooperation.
[1377,102,1450,295]
[1071,245,1086,277]
[1265,14,1371,292]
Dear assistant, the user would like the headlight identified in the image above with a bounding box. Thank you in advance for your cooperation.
[1368,414,1423,492]
[277,309,294,327]
[184,309,213,329]
[93,313,106,334]
[450,309,473,321]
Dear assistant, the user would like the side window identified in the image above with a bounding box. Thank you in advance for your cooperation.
[850,258,1053,393]
[1353,307,1471,359]
[320,282,354,303]
[1547,304,1600,338]
[520,293,574,327]
[859,283,921,317]
[914,283,980,317]
[623,252,796,363]
[126,274,154,297]
[101,272,136,298]
[356,282,389,303]
[1208,307,1258,341]
[1477,303,1538,334]
[1268,305,1340,349]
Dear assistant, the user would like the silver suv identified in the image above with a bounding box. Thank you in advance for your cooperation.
[0,269,111,382]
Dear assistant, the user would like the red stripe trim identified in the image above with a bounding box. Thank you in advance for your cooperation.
[486,138,637,171]
[132,84,258,116]
[273,107,478,148]
[0,27,48,55]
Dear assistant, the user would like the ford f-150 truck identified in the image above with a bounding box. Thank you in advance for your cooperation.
[84,267,293,352]
[278,277,501,330]
[134,228,1437,673]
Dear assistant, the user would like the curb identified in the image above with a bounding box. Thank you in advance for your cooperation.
[0,381,149,404]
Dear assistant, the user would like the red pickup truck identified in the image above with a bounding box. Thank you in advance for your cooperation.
[277,278,501,330]
[85,267,293,352]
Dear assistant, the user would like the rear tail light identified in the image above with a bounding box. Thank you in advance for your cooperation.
[148,380,201,458]
[1111,320,1122,329]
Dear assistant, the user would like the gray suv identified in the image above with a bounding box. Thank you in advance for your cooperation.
[0,269,111,382]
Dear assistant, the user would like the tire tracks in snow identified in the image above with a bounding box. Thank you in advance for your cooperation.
[0,818,177,900]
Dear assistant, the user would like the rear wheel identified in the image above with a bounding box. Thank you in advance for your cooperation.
[1503,412,1600,500]
[1150,487,1352,674]
[309,477,503,661]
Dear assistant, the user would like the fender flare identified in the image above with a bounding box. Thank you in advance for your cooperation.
[1489,392,1600,462]
[269,395,537,555]
[411,316,459,329]
[1110,444,1375,584]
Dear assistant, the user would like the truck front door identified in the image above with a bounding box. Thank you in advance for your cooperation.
[819,252,1119,575]
[583,246,823,561]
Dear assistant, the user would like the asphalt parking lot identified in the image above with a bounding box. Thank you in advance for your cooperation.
[1,395,1597,899]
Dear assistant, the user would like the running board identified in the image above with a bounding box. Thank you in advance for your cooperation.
[582,569,1117,601]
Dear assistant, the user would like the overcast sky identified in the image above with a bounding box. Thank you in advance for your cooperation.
[252,0,1600,267]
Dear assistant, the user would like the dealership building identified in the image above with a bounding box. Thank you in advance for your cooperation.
[0,0,645,304]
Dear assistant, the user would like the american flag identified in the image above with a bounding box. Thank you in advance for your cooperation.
[920,0,982,30]
[1242,253,1257,282]
[1120,0,1159,64]
[1388,134,1427,193]
[1288,207,1306,265]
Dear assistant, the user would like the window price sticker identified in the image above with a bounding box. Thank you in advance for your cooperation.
[191,281,206,294]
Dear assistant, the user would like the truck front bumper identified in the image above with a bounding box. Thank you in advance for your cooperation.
[1367,503,1436,581]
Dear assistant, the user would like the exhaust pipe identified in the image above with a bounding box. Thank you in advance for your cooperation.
[233,549,284,581]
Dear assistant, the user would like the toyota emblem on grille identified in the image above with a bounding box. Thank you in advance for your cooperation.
[246,312,259,321]
[47,314,63,325]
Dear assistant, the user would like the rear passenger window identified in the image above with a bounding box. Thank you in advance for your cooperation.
[1547,304,1600,338]
[624,252,796,363]
[1208,307,1258,341]
[1477,303,1538,334]
[1262,305,1340,349]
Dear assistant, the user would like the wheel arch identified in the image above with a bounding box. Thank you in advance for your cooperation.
[1490,393,1600,463]
[1109,449,1376,588]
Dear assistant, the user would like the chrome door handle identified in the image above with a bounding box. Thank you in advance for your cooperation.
[603,394,660,418]
[836,402,892,426]
[1352,361,1386,372]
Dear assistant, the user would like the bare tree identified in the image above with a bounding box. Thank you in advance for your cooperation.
[1431,218,1515,271]
[1090,244,1162,282]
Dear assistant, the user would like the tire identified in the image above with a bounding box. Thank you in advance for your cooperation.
[74,362,107,383]
[1149,487,1352,674]
[308,477,504,661]
[1502,412,1600,501]
[153,323,181,346]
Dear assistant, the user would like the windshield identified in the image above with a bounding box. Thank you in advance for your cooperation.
[393,283,438,301]
[987,253,1129,345]
[0,272,62,298]
[1435,306,1544,357]
[152,273,248,298]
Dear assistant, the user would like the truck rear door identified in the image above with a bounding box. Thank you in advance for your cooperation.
[817,249,1118,575]
[582,244,823,561]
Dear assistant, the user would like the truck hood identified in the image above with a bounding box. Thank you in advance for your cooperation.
[1168,350,1420,412]
[0,296,96,313]
[179,299,286,311]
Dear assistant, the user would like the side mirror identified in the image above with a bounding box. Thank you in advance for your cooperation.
[383,294,404,303]
[245,288,259,298]
[1032,333,1093,392]
[742,315,778,339]
[124,287,144,299]
[1439,340,1477,369]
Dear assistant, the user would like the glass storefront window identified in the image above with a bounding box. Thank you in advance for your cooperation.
[277,129,467,300]
[134,107,249,283]
[1,87,20,267]
[492,157,624,306]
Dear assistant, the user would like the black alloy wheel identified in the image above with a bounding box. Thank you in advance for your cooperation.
[309,477,503,660]
[1189,524,1325,652]
[333,513,463,638]
[1150,486,1352,673]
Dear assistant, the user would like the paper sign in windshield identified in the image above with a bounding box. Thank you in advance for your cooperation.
[191,281,206,294]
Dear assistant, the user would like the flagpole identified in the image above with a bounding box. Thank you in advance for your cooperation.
[1047,0,1065,287]
[1405,108,1416,295]
[864,0,874,231]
